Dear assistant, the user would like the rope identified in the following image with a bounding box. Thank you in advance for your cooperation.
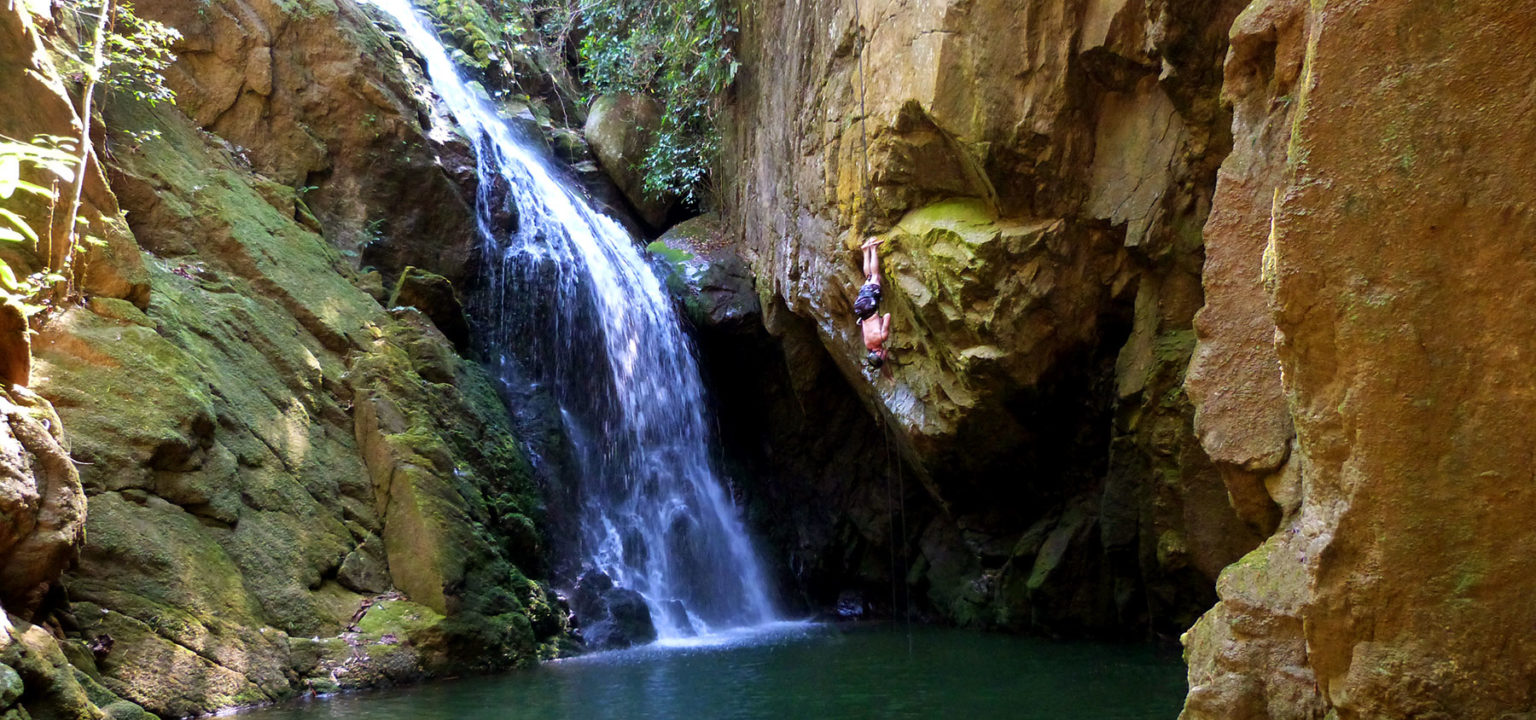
[853,0,873,233]
[852,0,911,649]
[898,430,912,652]
[878,410,899,624]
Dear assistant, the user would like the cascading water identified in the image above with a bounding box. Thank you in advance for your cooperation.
[366,0,776,639]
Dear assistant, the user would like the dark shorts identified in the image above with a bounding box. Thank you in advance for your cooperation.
[854,281,882,323]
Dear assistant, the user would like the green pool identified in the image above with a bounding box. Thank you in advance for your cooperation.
[240,623,1187,719]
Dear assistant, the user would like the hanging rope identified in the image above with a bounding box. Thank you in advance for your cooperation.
[878,410,900,624]
[851,0,911,646]
[850,0,896,628]
[853,0,873,234]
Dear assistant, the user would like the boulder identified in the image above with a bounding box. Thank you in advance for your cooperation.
[387,267,472,351]
[0,621,102,719]
[661,600,695,636]
[0,388,85,616]
[0,663,21,708]
[647,214,759,332]
[584,94,674,229]
[571,571,657,650]
[337,538,392,595]
[834,590,865,619]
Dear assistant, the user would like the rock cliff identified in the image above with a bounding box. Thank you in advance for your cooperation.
[2,0,1533,716]
[1,1,564,717]
[722,0,1261,635]
[1182,0,1536,716]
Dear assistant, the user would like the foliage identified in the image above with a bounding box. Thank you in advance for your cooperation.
[573,0,739,206]
[0,1,180,316]
[0,136,78,311]
[414,0,738,205]
[72,0,181,106]
[102,1,181,104]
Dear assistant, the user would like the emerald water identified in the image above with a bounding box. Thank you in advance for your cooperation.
[240,625,1185,719]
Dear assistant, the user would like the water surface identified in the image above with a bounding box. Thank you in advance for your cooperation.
[244,625,1186,720]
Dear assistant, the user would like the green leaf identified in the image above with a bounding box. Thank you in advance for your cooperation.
[0,209,38,243]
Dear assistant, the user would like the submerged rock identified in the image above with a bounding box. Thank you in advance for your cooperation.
[662,600,696,637]
[834,591,866,620]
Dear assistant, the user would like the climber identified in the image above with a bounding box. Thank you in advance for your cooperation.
[855,237,892,368]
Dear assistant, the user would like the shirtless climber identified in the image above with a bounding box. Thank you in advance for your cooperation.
[854,237,892,369]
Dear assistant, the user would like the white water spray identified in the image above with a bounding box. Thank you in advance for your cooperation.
[366,0,776,638]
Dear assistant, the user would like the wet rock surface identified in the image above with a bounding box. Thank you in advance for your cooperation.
[648,214,760,331]
[571,572,657,651]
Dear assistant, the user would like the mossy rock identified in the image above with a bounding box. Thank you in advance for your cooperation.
[0,663,21,708]
[648,214,760,331]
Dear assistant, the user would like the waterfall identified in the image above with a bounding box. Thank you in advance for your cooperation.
[366,0,776,639]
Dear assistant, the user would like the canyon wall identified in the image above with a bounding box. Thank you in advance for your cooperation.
[3,0,1534,716]
[1183,0,1536,717]
[1,1,565,717]
[727,0,1536,713]
[723,0,1262,635]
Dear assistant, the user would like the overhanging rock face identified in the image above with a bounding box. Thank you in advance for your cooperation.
[723,0,1261,634]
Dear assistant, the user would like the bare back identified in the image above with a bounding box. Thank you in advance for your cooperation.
[861,313,890,352]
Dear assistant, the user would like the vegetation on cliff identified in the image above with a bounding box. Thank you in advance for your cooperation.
[416,0,738,207]
[0,0,176,313]
[569,0,739,205]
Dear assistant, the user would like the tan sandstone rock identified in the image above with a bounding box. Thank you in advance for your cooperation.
[129,0,480,286]
[0,388,84,617]
[1183,0,1536,716]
